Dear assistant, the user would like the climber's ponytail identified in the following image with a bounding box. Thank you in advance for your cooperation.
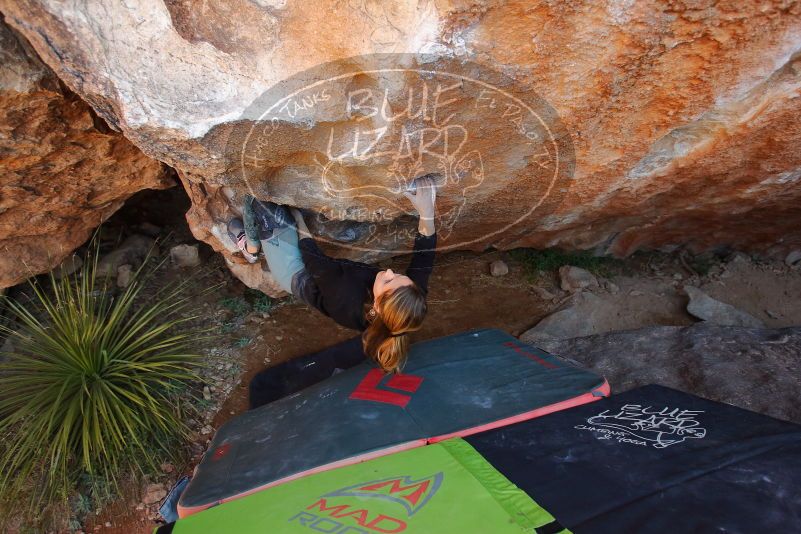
[362,284,427,373]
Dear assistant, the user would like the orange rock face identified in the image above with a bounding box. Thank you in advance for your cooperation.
[2,1,800,293]
[0,20,170,288]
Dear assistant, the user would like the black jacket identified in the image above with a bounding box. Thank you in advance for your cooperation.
[297,232,437,331]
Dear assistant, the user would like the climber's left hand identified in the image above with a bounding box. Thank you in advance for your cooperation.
[404,176,437,236]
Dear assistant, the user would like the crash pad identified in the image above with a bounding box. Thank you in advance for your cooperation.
[466,384,801,533]
[158,438,568,534]
[178,329,608,516]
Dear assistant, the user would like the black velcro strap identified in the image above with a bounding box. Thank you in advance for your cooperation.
[536,519,567,534]
[153,522,175,534]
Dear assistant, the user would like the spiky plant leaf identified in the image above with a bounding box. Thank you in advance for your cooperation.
[0,243,206,517]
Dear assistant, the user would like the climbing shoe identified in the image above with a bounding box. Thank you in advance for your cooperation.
[227,218,259,263]
[251,199,294,239]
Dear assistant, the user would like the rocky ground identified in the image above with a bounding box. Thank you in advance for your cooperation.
[5,187,799,533]
[539,324,801,424]
[522,250,801,343]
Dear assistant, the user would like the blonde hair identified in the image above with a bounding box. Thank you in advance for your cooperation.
[362,285,427,373]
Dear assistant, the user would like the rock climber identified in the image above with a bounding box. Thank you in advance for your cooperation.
[227,175,437,383]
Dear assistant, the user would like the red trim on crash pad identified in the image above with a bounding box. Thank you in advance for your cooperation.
[427,380,611,443]
[503,341,558,369]
[176,439,426,518]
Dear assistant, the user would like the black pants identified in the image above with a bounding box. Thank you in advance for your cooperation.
[290,268,317,307]
[248,335,366,409]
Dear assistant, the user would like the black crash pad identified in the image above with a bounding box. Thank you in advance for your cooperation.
[467,384,801,533]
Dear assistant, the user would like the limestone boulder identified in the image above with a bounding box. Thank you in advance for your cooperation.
[685,286,765,328]
[532,324,801,424]
[559,265,598,293]
[3,1,801,293]
[0,18,169,288]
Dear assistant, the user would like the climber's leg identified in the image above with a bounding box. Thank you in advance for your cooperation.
[227,218,259,263]
[260,221,305,294]
[247,196,293,239]
[241,195,265,249]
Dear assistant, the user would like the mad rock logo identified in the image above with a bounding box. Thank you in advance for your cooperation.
[232,53,575,254]
[577,403,707,449]
[288,473,443,533]
[324,473,443,516]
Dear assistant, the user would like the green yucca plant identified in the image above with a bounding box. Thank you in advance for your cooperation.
[0,242,205,515]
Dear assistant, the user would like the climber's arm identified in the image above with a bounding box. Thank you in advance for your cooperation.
[403,175,437,237]
[403,176,437,293]
[406,232,437,295]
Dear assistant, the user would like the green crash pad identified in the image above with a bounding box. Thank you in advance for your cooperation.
[178,329,608,516]
[157,438,568,534]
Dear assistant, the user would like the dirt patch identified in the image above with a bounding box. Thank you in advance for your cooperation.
[698,255,801,327]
